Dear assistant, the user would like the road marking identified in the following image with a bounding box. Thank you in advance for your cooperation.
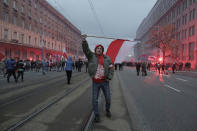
[164,84,181,93]
[176,78,188,82]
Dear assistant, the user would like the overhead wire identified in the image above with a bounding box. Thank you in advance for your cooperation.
[52,0,82,31]
[87,0,105,35]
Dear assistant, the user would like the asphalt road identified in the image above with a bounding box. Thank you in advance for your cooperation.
[118,67,197,131]
[0,70,92,131]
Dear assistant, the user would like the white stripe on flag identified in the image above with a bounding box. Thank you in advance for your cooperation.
[114,41,135,63]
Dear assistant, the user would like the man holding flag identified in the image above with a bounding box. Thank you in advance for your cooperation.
[82,34,114,123]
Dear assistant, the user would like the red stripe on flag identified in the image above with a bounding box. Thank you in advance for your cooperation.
[106,39,125,63]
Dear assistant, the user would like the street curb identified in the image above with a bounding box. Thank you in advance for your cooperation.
[116,71,141,131]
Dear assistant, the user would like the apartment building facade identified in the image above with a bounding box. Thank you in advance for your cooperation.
[0,0,83,61]
[135,0,197,69]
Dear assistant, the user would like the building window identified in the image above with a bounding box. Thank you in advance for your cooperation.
[13,32,17,40]
[4,29,9,39]
[13,16,17,25]
[13,0,17,10]
[28,9,31,17]
[189,0,196,5]
[29,36,31,44]
[28,0,32,6]
[4,13,9,22]
[21,5,24,13]
[29,24,32,30]
[184,29,187,39]
[34,3,37,9]
[189,9,195,21]
[35,37,37,45]
[40,18,42,23]
[3,0,8,5]
[189,42,194,60]
[35,15,38,21]
[182,14,187,25]
[189,25,195,36]
[22,19,25,28]
[21,34,24,44]
[182,0,188,11]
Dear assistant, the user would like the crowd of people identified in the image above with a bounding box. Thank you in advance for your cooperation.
[0,57,89,83]
[135,61,192,76]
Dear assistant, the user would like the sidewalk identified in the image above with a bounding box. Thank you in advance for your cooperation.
[93,72,132,131]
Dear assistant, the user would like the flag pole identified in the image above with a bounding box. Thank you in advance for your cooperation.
[86,35,131,41]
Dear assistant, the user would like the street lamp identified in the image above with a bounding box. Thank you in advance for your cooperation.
[41,34,46,75]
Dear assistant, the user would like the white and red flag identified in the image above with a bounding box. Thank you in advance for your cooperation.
[106,39,134,64]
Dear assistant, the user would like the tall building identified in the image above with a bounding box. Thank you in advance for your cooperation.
[0,0,83,61]
[135,0,197,69]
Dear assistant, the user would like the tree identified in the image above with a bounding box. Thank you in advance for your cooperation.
[148,24,180,63]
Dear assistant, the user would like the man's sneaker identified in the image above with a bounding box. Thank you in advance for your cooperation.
[94,115,100,123]
[106,110,111,118]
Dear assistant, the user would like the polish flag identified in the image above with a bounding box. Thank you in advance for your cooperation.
[106,39,135,64]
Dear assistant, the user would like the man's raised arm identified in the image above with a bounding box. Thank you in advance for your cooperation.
[82,34,93,59]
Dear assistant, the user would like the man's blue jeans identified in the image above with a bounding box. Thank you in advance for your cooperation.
[92,81,111,116]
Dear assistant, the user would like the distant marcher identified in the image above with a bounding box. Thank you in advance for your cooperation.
[147,62,151,71]
[141,62,147,76]
[77,59,83,72]
[42,59,47,75]
[157,63,161,74]
[165,63,170,75]
[115,63,118,70]
[161,64,165,74]
[65,56,73,84]
[6,58,17,83]
[136,62,141,76]
[82,34,114,123]
[17,60,25,82]
[172,63,176,74]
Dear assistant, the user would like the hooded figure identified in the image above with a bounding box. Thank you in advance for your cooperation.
[82,35,114,123]
[65,56,73,84]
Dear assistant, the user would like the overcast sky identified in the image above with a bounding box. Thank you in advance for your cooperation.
[46,0,157,52]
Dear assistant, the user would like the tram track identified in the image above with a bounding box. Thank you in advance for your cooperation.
[5,77,90,131]
[1,74,90,131]
[0,72,84,107]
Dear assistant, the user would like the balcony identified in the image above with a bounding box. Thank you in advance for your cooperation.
[11,39,19,43]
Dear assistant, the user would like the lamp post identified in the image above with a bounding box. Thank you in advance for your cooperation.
[41,34,46,75]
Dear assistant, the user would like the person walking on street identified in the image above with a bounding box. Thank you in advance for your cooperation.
[77,58,83,72]
[172,62,176,74]
[157,63,161,74]
[136,62,141,76]
[65,56,73,84]
[42,59,47,75]
[82,34,114,123]
[6,57,17,83]
[141,62,147,76]
[16,60,25,82]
